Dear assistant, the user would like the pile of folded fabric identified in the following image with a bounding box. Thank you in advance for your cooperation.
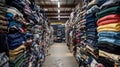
[4,0,41,66]
[96,0,120,55]
[96,0,120,66]
[0,0,9,67]
[85,0,99,48]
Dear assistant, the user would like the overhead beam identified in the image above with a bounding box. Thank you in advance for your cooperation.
[39,4,76,8]
[45,11,72,13]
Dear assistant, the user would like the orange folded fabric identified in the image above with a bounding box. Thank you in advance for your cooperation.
[97,14,120,26]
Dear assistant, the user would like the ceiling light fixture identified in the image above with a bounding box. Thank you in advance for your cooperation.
[58,18,60,20]
[58,2,60,8]
[58,15,60,20]
[51,0,58,1]
[58,9,60,13]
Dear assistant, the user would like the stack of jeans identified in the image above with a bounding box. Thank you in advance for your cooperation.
[96,0,120,55]
[85,1,99,47]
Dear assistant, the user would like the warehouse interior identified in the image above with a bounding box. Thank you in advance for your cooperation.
[0,0,120,67]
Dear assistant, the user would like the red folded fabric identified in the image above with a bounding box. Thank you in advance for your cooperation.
[98,19,120,26]
[97,14,120,26]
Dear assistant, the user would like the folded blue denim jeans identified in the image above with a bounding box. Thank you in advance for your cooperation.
[98,31,120,39]
[86,32,97,35]
[86,27,97,32]
[85,13,96,19]
[98,37,120,46]
[86,23,97,28]
[8,34,25,50]
[7,33,23,40]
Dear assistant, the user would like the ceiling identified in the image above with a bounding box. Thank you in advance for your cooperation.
[36,0,82,22]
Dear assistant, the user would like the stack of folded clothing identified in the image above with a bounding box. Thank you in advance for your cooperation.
[0,1,9,67]
[85,0,99,47]
[0,52,9,67]
[79,10,86,43]
[96,0,120,55]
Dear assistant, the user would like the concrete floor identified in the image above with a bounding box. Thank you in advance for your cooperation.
[43,43,78,67]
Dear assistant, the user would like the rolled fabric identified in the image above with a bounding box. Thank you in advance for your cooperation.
[97,23,120,32]
[96,6,120,19]
[100,0,120,10]
[97,14,120,26]
[87,0,97,9]
[86,5,99,14]
[98,37,120,46]
[9,45,26,53]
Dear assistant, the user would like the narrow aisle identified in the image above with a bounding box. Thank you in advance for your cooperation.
[43,43,78,67]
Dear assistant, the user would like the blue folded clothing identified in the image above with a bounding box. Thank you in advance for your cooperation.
[8,33,25,50]
[86,32,97,35]
[86,23,97,28]
[85,19,96,26]
[98,31,120,39]
[98,37,120,46]
[7,33,23,40]
[85,13,96,19]
[8,41,23,50]
[6,13,14,21]
[86,27,97,32]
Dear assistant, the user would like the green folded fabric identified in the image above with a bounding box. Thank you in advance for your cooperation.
[96,6,120,19]
[10,53,24,64]
[15,57,24,67]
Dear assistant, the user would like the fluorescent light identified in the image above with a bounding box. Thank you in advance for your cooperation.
[58,9,60,13]
[58,18,60,20]
[44,8,48,11]
[58,15,60,20]
[58,2,60,8]
[58,15,60,17]
[51,0,58,1]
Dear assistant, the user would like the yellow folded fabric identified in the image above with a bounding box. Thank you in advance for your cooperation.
[88,0,97,9]
[9,50,24,56]
[99,50,119,61]
[97,23,120,32]
[9,45,26,53]
[9,53,22,61]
